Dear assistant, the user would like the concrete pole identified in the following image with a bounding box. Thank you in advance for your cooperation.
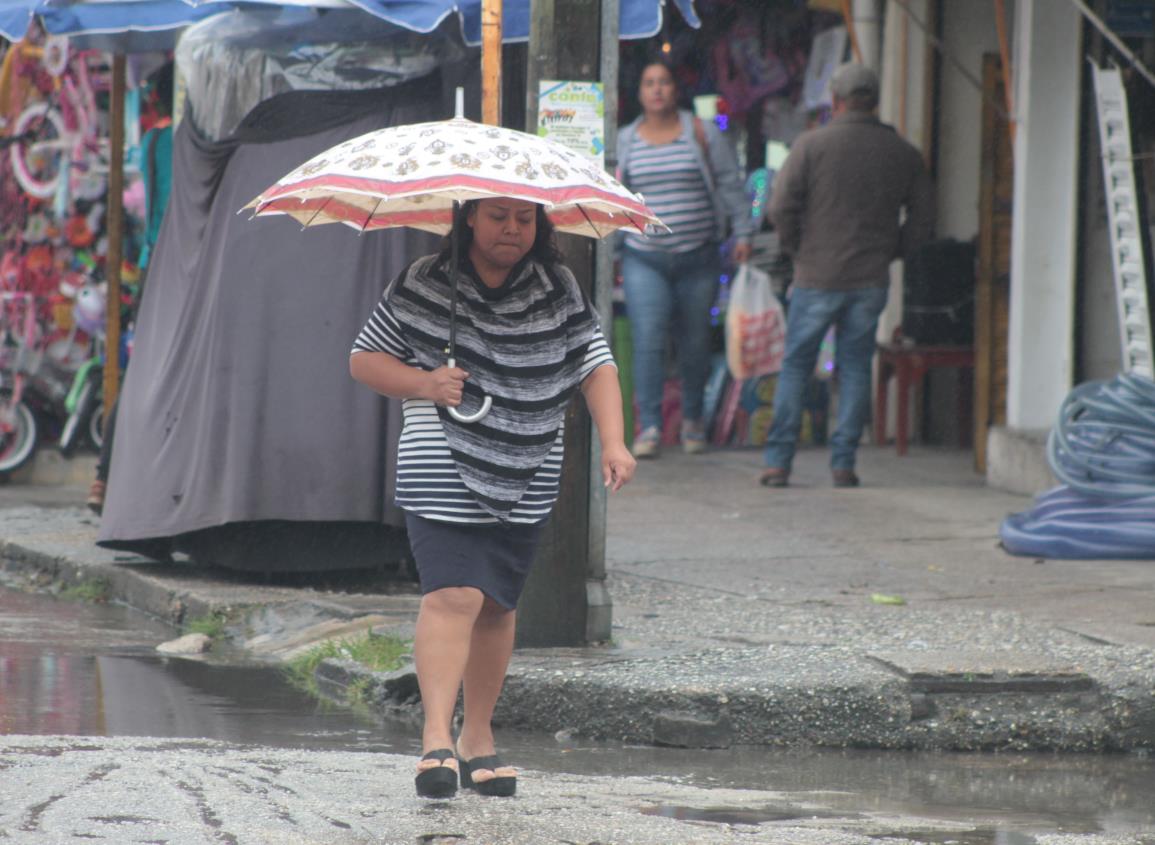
[525,0,556,132]
[1005,0,1081,431]
[585,0,619,644]
[515,0,609,647]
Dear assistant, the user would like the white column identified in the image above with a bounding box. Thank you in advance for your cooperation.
[1006,0,1082,429]
[852,0,883,70]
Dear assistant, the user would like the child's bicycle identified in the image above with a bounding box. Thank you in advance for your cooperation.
[4,35,111,205]
[0,292,43,473]
[58,281,108,456]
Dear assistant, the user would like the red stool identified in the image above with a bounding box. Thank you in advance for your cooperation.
[875,337,974,455]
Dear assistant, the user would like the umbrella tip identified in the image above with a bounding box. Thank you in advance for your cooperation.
[455,87,464,119]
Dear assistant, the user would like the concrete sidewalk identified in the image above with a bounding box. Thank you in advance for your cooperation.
[1,444,1153,752]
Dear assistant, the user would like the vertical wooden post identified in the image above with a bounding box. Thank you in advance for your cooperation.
[993,0,1016,146]
[920,0,937,165]
[104,53,126,411]
[840,0,864,63]
[898,11,909,136]
[482,0,503,125]
[974,53,1014,472]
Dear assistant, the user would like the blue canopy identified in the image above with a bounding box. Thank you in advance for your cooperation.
[0,0,228,42]
[352,0,702,43]
[1,0,698,47]
[187,0,699,45]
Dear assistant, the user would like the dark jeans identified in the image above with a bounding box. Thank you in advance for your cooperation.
[762,286,888,471]
[621,242,720,433]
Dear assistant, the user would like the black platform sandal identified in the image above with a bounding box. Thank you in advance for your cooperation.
[415,749,458,798]
[458,753,516,797]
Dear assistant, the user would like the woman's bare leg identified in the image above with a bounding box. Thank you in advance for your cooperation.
[413,586,484,774]
[457,596,518,782]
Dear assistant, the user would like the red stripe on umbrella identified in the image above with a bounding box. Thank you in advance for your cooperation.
[258,172,657,222]
[259,196,656,235]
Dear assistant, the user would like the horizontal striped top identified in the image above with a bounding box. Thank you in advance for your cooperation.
[352,259,615,524]
[623,134,715,254]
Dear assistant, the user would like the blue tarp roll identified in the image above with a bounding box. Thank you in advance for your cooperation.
[999,373,1155,560]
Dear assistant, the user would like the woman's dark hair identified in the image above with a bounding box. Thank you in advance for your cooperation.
[148,62,175,116]
[638,57,679,93]
[439,199,564,266]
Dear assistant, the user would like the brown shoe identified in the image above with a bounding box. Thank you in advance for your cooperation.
[832,469,860,488]
[759,468,789,488]
[87,480,106,515]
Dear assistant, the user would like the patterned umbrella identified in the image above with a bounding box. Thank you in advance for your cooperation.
[247,106,663,423]
[245,115,664,239]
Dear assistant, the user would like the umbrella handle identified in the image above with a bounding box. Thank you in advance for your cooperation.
[446,357,492,424]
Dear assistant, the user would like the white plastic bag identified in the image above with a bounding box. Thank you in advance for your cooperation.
[725,264,785,380]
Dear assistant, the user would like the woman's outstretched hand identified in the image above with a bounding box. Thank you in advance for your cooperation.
[602,442,637,492]
[424,365,469,407]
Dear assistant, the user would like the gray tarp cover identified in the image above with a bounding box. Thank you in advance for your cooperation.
[97,81,442,561]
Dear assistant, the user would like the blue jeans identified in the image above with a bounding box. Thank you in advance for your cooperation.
[622,243,719,432]
[763,286,889,472]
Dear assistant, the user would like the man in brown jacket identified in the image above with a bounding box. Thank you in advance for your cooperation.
[760,63,933,488]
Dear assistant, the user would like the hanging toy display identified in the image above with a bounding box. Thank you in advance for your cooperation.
[1,29,149,367]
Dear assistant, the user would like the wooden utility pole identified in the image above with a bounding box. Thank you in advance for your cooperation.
[515,0,614,647]
[481,0,503,125]
[103,53,126,411]
[840,0,864,63]
[993,0,1016,146]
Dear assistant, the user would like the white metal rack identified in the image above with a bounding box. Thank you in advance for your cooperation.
[1090,63,1154,379]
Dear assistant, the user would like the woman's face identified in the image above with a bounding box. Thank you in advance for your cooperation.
[638,63,677,116]
[467,198,538,273]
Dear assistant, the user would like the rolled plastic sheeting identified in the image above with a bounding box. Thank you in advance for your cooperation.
[999,373,1155,559]
[1000,487,1155,559]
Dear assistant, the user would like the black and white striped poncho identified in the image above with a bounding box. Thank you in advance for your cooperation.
[352,253,615,524]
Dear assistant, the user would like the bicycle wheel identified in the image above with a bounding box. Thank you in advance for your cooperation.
[0,396,38,473]
[88,402,103,451]
[10,102,66,200]
[59,375,96,457]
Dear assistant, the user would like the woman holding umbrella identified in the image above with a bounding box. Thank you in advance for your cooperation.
[350,197,636,798]
[249,104,658,798]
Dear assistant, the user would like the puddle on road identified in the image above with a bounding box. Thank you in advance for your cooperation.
[640,804,839,824]
[3,584,1155,843]
[0,583,401,751]
[873,832,1039,845]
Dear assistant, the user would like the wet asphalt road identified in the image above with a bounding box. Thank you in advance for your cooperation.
[2,578,1154,844]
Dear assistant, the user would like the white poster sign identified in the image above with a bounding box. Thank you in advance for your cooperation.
[537,80,605,168]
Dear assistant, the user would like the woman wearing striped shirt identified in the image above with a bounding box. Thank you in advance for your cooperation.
[617,60,755,457]
[350,197,635,799]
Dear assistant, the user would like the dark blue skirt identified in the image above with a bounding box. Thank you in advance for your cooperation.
[404,513,546,610]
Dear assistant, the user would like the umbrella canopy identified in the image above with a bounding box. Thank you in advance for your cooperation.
[246,115,664,239]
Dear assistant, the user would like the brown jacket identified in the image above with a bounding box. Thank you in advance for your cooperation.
[768,111,934,290]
